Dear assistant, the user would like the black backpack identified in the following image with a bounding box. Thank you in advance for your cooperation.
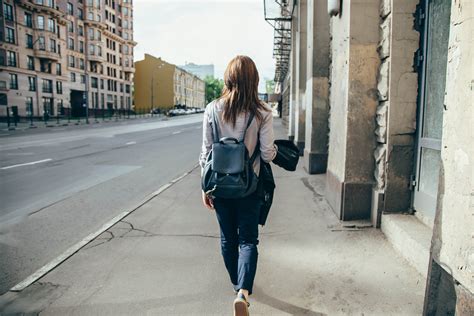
[201,104,260,199]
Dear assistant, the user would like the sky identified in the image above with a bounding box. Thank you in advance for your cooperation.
[133,0,276,91]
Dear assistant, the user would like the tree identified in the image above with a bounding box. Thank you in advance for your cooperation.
[204,76,224,104]
[265,78,275,94]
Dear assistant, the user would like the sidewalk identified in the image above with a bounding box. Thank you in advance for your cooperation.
[0,114,164,133]
[0,120,425,315]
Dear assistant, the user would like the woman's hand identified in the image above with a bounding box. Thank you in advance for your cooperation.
[202,191,214,210]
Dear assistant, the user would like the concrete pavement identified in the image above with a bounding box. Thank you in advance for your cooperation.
[0,120,426,315]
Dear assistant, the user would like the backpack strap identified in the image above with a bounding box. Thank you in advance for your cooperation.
[240,111,255,142]
[249,139,260,164]
[210,101,220,143]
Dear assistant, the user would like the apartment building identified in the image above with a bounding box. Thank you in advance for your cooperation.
[0,0,135,120]
[134,54,205,112]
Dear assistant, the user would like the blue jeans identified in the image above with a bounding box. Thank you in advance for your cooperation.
[214,192,262,295]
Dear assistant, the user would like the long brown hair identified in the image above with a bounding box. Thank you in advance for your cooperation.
[218,55,269,127]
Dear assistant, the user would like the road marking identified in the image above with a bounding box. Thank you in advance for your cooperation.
[125,141,136,145]
[9,164,199,292]
[1,158,52,170]
[172,130,182,135]
[5,152,34,156]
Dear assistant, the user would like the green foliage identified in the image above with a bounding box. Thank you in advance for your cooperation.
[265,79,275,94]
[204,76,224,104]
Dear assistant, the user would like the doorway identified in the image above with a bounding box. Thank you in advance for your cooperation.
[413,0,451,227]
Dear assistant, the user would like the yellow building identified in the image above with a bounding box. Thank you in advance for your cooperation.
[134,54,205,113]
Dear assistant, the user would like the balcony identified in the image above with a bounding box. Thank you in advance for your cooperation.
[34,48,60,61]
[84,18,107,30]
[87,53,105,63]
[123,65,135,73]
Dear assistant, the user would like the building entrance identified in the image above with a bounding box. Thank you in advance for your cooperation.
[413,0,451,227]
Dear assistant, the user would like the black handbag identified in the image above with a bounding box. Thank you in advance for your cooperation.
[201,105,260,199]
[272,139,300,171]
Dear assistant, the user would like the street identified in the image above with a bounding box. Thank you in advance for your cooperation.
[0,115,203,295]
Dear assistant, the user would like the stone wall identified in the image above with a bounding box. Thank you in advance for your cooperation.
[424,0,474,313]
[372,0,420,225]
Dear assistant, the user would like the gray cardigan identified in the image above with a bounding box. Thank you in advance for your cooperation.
[199,99,277,176]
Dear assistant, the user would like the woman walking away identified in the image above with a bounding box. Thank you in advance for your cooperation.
[199,55,277,315]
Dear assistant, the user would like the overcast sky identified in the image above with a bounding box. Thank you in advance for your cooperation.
[133,0,276,91]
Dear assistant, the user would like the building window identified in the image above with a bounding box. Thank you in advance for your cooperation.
[70,72,76,82]
[42,79,53,93]
[26,34,33,48]
[67,3,73,15]
[79,58,85,70]
[40,59,51,73]
[68,37,74,50]
[91,77,98,88]
[47,19,55,32]
[68,55,75,67]
[3,3,13,21]
[28,76,36,91]
[26,97,34,116]
[79,41,84,53]
[50,39,57,52]
[5,28,15,44]
[58,99,64,115]
[7,51,17,67]
[25,12,33,27]
[27,56,35,70]
[10,74,18,89]
[88,28,94,40]
[100,79,104,89]
[38,36,46,50]
[125,84,130,94]
[78,25,84,36]
[56,81,63,94]
[37,16,45,29]
[80,75,86,84]
[43,97,54,115]
[56,63,62,75]
[78,8,83,20]
[68,21,74,33]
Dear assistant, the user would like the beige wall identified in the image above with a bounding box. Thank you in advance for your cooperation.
[431,0,473,298]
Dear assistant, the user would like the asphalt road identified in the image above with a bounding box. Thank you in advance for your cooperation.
[0,114,204,295]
